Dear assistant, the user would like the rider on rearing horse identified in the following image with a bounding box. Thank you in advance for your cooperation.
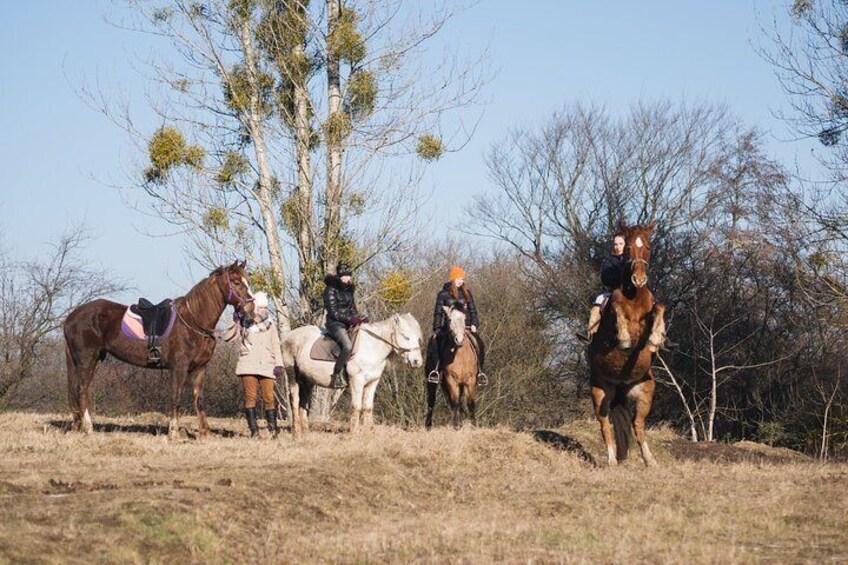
[425,265,488,385]
[578,233,626,343]
[324,262,369,389]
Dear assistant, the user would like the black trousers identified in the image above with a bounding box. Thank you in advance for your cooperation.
[424,330,485,376]
[327,323,353,376]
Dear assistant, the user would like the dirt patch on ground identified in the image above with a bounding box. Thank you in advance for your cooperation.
[662,438,810,464]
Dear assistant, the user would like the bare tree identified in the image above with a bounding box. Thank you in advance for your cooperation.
[0,228,124,406]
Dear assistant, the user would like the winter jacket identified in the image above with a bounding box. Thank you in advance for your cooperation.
[223,316,283,379]
[323,274,359,328]
[600,253,627,290]
[432,282,480,333]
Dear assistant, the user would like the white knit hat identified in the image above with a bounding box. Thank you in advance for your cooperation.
[254,292,269,308]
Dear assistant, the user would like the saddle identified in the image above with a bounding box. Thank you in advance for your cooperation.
[127,298,175,367]
[309,326,360,362]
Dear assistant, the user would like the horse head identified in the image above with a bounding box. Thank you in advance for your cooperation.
[392,313,424,368]
[619,220,656,289]
[442,303,467,346]
[220,260,256,320]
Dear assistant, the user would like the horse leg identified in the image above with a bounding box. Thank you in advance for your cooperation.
[444,376,462,430]
[64,340,83,432]
[362,377,379,431]
[74,351,100,435]
[467,379,478,427]
[169,367,189,440]
[298,376,312,433]
[612,302,632,350]
[191,366,211,438]
[289,376,302,439]
[591,382,618,466]
[349,374,365,434]
[646,304,666,353]
[425,380,438,430]
[629,376,658,467]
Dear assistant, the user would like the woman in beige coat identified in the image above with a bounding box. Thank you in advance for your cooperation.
[223,292,284,438]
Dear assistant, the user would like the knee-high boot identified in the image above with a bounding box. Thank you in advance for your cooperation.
[265,409,279,439]
[245,408,259,438]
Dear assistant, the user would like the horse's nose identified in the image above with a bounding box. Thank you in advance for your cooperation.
[632,275,648,288]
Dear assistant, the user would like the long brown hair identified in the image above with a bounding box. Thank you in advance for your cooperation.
[450,280,471,302]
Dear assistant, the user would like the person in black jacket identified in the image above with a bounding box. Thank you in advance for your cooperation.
[323,263,369,389]
[578,234,626,343]
[424,265,488,386]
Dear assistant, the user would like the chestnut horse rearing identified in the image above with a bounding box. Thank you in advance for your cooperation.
[588,222,666,467]
[63,261,255,439]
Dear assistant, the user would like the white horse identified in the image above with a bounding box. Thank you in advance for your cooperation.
[282,313,424,435]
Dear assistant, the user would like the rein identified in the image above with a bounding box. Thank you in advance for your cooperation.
[174,270,251,340]
[175,296,216,339]
[361,322,419,354]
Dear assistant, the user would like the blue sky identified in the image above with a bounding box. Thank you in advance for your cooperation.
[0,1,818,301]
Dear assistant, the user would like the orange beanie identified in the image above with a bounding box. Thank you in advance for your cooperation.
[449,265,466,281]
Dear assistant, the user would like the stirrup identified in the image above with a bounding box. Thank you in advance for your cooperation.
[427,370,441,384]
[477,372,489,387]
[147,346,163,366]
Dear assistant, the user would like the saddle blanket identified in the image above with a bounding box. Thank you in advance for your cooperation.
[309,327,360,362]
[120,305,176,341]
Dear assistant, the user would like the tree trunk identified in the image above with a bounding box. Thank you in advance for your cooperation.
[310,0,344,423]
[239,15,293,333]
[707,330,717,442]
[323,0,343,273]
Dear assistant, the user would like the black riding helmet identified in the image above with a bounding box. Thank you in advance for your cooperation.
[336,262,353,277]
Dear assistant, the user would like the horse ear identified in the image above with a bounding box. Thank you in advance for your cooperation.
[442,305,451,317]
[646,221,657,234]
[617,219,628,233]
[238,259,247,269]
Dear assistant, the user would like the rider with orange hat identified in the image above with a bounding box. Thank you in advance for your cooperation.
[424,265,488,385]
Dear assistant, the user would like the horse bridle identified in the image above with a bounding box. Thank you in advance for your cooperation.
[175,269,254,339]
[222,270,254,312]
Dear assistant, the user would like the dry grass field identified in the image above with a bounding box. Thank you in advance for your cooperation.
[0,411,845,564]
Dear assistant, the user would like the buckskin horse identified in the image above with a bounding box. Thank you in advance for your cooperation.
[63,261,255,439]
[282,313,424,436]
[424,304,481,429]
[588,222,666,466]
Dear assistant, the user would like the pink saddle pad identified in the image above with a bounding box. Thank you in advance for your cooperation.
[121,308,146,340]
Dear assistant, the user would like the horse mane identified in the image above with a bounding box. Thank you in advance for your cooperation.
[183,265,227,302]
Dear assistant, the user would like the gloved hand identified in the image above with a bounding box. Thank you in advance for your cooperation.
[273,366,284,378]
[350,316,369,326]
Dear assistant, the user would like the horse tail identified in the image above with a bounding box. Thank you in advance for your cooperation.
[610,386,632,461]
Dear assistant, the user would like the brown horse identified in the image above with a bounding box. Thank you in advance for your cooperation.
[588,221,666,466]
[63,261,255,439]
[425,305,480,429]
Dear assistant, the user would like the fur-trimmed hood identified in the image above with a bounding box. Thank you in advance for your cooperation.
[324,273,355,291]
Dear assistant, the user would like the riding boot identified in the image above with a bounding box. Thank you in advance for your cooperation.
[424,333,441,383]
[265,409,279,439]
[329,368,347,389]
[244,408,259,438]
[473,333,488,386]
[577,305,602,343]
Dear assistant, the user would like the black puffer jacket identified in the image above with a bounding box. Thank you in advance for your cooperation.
[323,274,359,327]
[432,283,480,333]
[600,253,627,290]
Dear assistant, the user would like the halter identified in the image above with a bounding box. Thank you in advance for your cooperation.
[221,270,254,311]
